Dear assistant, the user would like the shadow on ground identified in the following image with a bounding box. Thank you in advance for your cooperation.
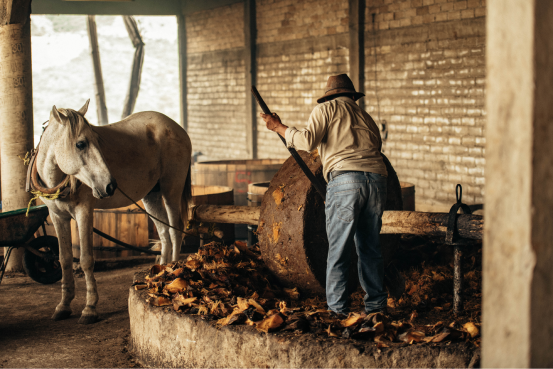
[0,263,151,368]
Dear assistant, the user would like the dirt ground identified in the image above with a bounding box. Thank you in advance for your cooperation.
[0,264,152,368]
[0,235,482,368]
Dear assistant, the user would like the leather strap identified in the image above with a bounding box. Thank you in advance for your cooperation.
[25,130,72,198]
[25,149,36,193]
[30,157,71,196]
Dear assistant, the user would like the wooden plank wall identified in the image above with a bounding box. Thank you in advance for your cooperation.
[70,203,149,248]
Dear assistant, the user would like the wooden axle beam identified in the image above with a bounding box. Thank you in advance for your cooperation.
[190,205,483,240]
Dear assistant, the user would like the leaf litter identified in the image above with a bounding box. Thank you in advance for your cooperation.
[132,236,482,348]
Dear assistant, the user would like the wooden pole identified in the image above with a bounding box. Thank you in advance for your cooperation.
[0,0,33,272]
[380,211,483,239]
[87,15,109,125]
[484,0,553,365]
[192,205,260,226]
[348,0,365,109]
[244,0,257,159]
[177,14,187,130]
[191,205,484,240]
[121,16,144,119]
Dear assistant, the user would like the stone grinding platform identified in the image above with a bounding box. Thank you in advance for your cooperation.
[128,281,480,368]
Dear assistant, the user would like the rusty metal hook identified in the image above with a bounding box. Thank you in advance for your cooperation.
[446,184,473,315]
[456,183,462,204]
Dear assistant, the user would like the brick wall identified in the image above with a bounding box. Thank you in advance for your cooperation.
[364,1,486,211]
[256,0,348,44]
[186,3,248,160]
[255,0,350,159]
[256,35,350,159]
[367,0,485,30]
[186,3,245,54]
[185,0,487,211]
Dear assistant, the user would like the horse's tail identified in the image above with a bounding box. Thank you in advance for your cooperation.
[181,162,193,228]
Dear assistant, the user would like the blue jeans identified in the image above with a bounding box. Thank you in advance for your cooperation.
[325,171,387,314]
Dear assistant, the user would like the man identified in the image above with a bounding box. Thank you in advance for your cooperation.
[261,74,388,315]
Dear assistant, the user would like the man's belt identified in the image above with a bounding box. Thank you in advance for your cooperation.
[327,170,362,181]
[328,170,388,182]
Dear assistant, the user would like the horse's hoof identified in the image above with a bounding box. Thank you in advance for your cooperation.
[78,314,98,325]
[51,310,72,321]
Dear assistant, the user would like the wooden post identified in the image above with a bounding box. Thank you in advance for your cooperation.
[244,0,257,159]
[348,0,365,109]
[484,0,553,366]
[87,15,109,125]
[0,0,33,272]
[177,14,187,130]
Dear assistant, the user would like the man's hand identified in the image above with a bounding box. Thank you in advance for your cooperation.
[261,112,288,137]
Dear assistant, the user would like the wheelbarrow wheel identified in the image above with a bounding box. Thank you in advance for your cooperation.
[22,236,62,284]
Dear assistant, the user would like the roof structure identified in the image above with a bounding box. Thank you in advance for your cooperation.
[32,0,242,16]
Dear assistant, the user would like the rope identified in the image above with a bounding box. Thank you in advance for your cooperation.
[117,187,216,240]
[26,187,65,216]
[91,227,160,255]
[18,151,32,166]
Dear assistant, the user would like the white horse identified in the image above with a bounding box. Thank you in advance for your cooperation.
[33,100,192,324]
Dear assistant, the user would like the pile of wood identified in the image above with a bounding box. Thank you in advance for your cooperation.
[133,240,481,346]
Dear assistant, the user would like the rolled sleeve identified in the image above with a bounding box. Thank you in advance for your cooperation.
[284,107,327,152]
[285,127,299,148]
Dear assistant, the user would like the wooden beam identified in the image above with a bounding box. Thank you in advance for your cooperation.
[182,0,242,15]
[32,0,181,15]
[33,0,243,16]
[177,14,187,130]
[348,0,365,109]
[192,205,260,226]
[191,205,484,240]
[244,0,257,159]
[87,15,109,125]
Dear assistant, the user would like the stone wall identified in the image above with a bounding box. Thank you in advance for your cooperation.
[185,0,487,210]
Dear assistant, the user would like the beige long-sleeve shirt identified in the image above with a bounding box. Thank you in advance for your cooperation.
[284,96,387,182]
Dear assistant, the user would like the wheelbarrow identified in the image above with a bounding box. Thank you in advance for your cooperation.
[0,205,62,284]
[0,203,206,285]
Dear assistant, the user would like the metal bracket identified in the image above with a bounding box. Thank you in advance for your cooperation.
[446,184,472,315]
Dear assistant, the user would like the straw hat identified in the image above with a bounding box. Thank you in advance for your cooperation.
[316,74,365,103]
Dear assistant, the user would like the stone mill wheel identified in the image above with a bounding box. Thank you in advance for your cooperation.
[257,150,402,296]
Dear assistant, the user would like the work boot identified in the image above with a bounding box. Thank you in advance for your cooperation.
[366,306,388,316]
[328,310,349,320]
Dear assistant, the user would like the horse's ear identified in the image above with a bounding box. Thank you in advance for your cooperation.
[50,105,65,125]
[78,99,90,116]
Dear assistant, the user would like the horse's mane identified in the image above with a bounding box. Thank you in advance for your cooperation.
[55,108,93,194]
[57,108,92,142]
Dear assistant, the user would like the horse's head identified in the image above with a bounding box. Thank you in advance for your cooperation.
[48,100,117,199]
